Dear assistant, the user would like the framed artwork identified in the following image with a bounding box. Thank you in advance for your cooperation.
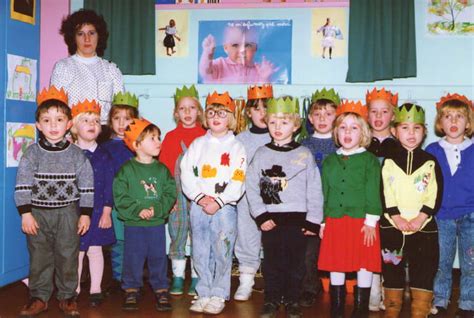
[10,0,36,25]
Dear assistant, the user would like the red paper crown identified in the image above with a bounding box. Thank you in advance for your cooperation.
[71,99,101,118]
[247,84,273,100]
[366,87,398,107]
[206,91,236,112]
[436,93,472,109]
[123,118,152,151]
[336,100,368,120]
[37,86,68,106]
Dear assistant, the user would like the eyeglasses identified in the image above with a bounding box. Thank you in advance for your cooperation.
[205,109,229,119]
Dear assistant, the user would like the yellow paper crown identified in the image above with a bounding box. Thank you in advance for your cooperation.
[37,86,68,106]
[206,91,236,112]
[71,99,101,118]
[112,92,139,108]
[123,118,152,151]
[267,97,299,115]
[336,100,368,120]
[436,93,472,109]
[394,103,425,124]
[247,84,273,100]
[366,87,398,107]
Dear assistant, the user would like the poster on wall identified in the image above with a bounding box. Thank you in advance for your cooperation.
[198,20,292,84]
[311,8,347,59]
[427,0,474,35]
[156,10,189,57]
[10,0,36,25]
[6,123,36,167]
[7,54,37,102]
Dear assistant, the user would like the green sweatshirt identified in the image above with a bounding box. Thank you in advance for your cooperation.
[113,158,177,227]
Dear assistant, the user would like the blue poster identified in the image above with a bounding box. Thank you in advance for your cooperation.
[198,20,292,84]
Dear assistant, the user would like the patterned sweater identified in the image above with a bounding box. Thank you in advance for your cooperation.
[15,140,94,216]
[301,134,337,171]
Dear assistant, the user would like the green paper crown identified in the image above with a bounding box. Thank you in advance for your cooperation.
[174,85,199,103]
[311,88,341,105]
[394,103,425,124]
[267,97,299,115]
[112,92,139,108]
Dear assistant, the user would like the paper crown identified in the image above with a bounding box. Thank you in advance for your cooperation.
[37,86,68,106]
[206,91,236,112]
[71,99,101,118]
[336,100,368,120]
[394,103,425,124]
[436,93,472,109]
[366,87,398,107]
[247,84,273,100]
[267,97,299,115]
[174,85,199,103]
[311,88,341,106]
[123,118,153,151]
[112,92,139,108]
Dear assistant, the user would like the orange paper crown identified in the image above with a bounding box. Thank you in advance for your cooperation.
[336,100,368,120]
[247,84,273,100]
[123,118,152,151]
[366,88,398,107]
[436,93,472,109]
[37,86,68,106]
[206,91,236,112]
[71,99,101,118]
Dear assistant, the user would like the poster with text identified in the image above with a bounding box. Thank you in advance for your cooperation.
[7,54,37,102]
[311,8,347,59]
[156,10,190,57]
[7,122,36,167]
[198,20,292,84]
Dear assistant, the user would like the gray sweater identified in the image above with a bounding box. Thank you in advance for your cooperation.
[245,141,323,233]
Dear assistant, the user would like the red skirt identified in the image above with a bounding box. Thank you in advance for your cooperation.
[318,216,381,273]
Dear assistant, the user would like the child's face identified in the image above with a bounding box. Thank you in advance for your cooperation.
[75,113,101,143]
[308,106,336,134]
[36,107,72,144]
[244,42,257,66]
[176,97,200,128]
[135,131,161,158]
[223,28,245,65]
[111,109,133,138]
[267,113,297,145]
[440,109,469,144]
[368,100,394,133]
[75,23,98,58]
[248,100,267,129]
[206,108,230,137]
[337,115,362,152]
[393,122,425,151]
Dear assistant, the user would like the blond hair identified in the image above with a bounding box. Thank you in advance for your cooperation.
[333,113,372,148]
[265,112,302,130]
[70,112,101,141]
[174,96,204,126]
[434,100,473,137]
[204,104,237,132]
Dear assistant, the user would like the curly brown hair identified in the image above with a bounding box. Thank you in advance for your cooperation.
[60,9,109,56]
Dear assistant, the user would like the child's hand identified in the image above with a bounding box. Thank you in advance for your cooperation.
[361,225,376,247]
[256,56,279,81]
[170,201,179,213]
[391,215,411,232]
[139,208,154,220]
[21,212,39,235]
[260,220,276,231]
[198,195,214,208]
[319,225,325,239]
[202,34,216,55]
[98,207,112,229]
[302,228,317,236]
[203,201,220,215]
[175,35,181,41]
[408,212,428,232]
[77,215,91,235]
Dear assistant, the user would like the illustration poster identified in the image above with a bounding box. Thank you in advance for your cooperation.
[7,54,37,102]
[311,7,347,59]
[156,10,189,57]
[427,0,474,35]
[7,123,36,167]
[10,0,36,25]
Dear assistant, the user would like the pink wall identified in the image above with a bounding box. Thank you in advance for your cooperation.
[40,0,70,89]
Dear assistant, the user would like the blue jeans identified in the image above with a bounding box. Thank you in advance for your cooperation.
[433,213,474,310]
[190,202,237,300]
[122,225,168,291]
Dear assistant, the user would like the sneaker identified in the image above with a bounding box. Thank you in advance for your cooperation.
[89,293,104,307]
[155,291,172,312]
[203,296,225,315]
[188,277,198,296]
[299,291,316,308]
[58,297,80,317]
[19,297,48,317]
[286,302,303,318]
[455,309,474,318]
[122,290,140,311]
[169,277,184,295]
[189,296,210,313]
[260,302,279,318]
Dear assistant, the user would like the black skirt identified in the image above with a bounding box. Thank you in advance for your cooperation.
[164,34,175,48]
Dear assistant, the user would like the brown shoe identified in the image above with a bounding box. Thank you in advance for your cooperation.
[19,297,48,317]
[59,298,80,317]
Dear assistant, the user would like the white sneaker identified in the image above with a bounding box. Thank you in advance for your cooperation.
[203,296,225,315]
[234,273,255,301]
[189,297,210,313]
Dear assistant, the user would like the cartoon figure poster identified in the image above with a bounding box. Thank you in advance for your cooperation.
[7,54,37,102]
[311,8,347,59]
[7,122,36,167]
[156,10,189,57]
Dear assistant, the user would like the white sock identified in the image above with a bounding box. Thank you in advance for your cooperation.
[172,259,186,278]
[330,272,346,286]
[357,268,373,288]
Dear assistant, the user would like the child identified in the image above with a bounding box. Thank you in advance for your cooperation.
[246,96,323,318]
[299,88,339,308]
[159,19,181,56]
[70,99,116,307]
[180,91,246,314]
[365,87,398,312]
[380,103,443,318]
[160,85,206,296]
[113,118,177,312]
[101,91,139,289]
[426,94,474,318]
[15,86,94,317]
[318,100,382,318]
[234,84,273,301]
